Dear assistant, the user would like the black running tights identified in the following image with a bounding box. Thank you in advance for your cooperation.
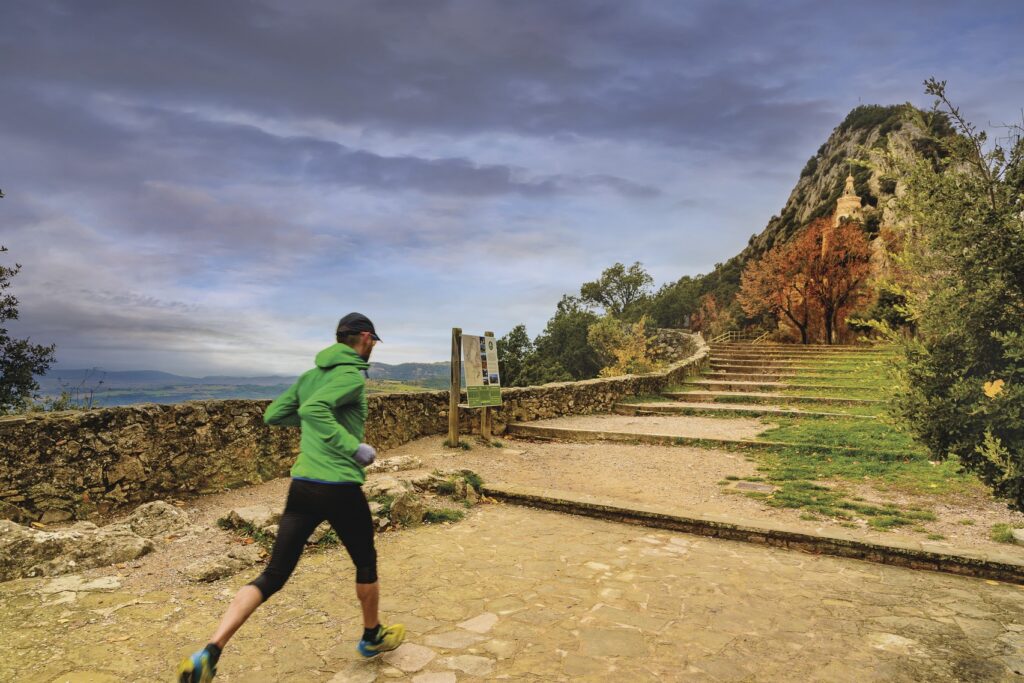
[249,478,377,601]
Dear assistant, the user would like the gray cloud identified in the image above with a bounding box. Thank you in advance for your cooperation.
[2,0,1022,374]
[1,0,841,154]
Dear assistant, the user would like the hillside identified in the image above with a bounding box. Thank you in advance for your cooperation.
[670,104,954,322]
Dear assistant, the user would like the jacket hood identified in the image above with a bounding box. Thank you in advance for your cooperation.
[315,343,371,370]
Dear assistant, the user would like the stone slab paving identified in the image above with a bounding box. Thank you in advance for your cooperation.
[3,505,1024,681]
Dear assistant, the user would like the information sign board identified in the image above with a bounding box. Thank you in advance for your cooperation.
[462,333,501,407]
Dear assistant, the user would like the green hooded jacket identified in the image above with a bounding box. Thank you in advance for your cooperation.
[263,343,370,484]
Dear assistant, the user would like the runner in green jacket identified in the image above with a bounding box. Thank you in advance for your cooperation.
[178,313,405,683]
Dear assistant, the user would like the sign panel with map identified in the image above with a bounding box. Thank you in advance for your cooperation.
[462,333,502,407]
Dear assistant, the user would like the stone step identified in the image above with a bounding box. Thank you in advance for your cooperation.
[505,423,901,458]
[614,401,874,419]
[703,370,863,382]
[481,483,1024,584]
[709,358,876,367]
[712,343,893,351]
[712,366,872,376]
[710,350,890,360]
[685,379,879,392]
[662,390,884,406]
[708,358,884,368]
[711,349,892,355]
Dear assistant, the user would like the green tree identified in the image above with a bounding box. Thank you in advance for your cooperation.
[519,295,601,384]
[645,275,701,328]
[579,262,654,318]
[887,79,1024,509]
[1,244,56,413]
[496,324,534,387]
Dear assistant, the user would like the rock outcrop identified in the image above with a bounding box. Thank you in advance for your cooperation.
[0,501,189,581]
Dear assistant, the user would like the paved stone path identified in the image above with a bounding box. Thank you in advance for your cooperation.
[4,504,1024,681]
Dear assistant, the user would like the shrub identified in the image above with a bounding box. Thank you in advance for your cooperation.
[885,79,1024,510]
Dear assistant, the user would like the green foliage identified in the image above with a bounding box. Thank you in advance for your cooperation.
[370,493,396,516]
[884,79,1024,510]
[518,295,601,384]
[1,245,56,414]
[496,324,534,387]
[462,471,483,493]
[848,284,915,335]
[761,479,936,530]
[991,523,1018,544]
[424,508,465,524]
[215,518,276,552]
[800,155,818,178]
[579,261,653,318]
[644,276,701,328]
[837,104,907,136]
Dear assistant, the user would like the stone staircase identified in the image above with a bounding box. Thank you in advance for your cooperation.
[614,341,889,420]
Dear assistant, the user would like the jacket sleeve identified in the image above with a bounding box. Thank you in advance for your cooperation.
[264,381,301,427]
[296,369,363,457]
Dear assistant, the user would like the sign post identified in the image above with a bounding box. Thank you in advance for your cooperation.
[481,330,494,442]
[447,327,462,447]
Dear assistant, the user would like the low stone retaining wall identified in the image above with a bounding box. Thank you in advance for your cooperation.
[482,483,1024,584]
[0,333,707,523]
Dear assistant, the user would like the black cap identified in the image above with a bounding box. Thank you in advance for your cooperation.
[336,312,381,341]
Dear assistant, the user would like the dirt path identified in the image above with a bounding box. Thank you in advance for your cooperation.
[5,505,1024,682]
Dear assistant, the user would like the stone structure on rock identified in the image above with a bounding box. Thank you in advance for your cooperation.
[834,173,864,226]
[0,332,706,523]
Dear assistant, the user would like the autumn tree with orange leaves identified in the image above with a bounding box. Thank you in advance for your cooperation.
[737,233,814,344]
[738,216,873,344]
[807,217,874,344]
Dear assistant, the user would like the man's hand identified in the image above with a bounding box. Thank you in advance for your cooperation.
[354,443,377,466]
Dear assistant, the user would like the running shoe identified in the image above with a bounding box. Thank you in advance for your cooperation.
[357,623,406,657]
[177,647,217,682]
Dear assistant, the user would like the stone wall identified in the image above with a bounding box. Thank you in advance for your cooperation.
[0,333,706,523]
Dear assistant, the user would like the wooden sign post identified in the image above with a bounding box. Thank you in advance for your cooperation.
[447,327,462,447]
[448,327,502,447]
[481,330,493,443]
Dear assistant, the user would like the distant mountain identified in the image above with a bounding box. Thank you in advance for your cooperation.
[42,361,449,387]
[38,369,295,391]
[368,362,449,383]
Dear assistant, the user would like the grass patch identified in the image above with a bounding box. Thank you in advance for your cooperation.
[926,533,946,541]
[216,518,276,552]
[314,529,340,547]
[959,519,976,526]
[424,508,465,524]
[991,523,1017,544]
[759,416,924,455]
[369,493,396,517]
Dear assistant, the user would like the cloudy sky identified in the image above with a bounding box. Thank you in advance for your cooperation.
[2,1,1022,375]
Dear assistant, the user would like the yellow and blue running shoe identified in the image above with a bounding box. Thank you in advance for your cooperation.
[177,645,218,682]
[357,623,406,658]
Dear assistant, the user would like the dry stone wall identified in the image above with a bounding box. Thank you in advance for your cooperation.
[0,333,706,523]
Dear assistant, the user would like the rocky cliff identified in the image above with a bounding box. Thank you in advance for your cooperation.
[688,104,954,315]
